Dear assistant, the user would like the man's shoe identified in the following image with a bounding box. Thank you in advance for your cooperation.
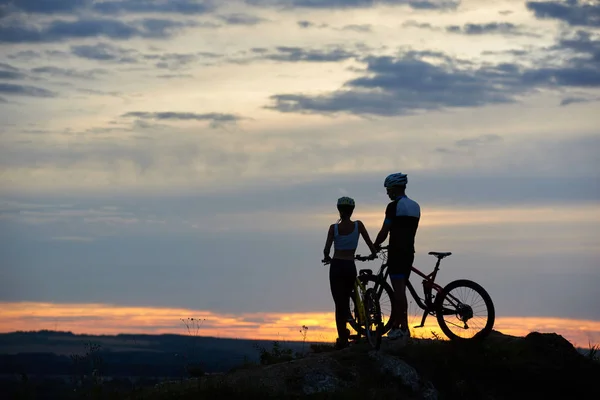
[387,328,403,340]
[399,328,410,343]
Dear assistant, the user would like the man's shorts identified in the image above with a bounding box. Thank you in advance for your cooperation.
[387,252,414,281]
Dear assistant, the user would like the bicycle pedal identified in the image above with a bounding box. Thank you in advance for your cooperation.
[413,324,424,328]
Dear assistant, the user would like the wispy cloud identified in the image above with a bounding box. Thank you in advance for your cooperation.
[1,0,217,17]
[0,17,198,43]
[0,83,57,98]
[121,111,247,127]
[446,22,539,37]
[245,0,460,11]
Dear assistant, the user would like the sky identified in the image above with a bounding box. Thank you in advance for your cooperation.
[0,0,599,347]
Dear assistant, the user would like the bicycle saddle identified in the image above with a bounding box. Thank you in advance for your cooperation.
[428,251,452,258]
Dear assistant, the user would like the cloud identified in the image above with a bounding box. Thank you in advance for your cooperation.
[31,66,108,80]
[1,0,216,17]
[455,134,503,148]
[265,28,600,117]
[0,83,56,97]
[435,134,503,154]
[92,0,216,15]
[297,20,328,29]
[6,50,70,61]
[144,52,201,70]
[0,17,197,43]
[341,24,372,32]
[264,46,357,62]
[402,20,439,30]
[446,22,538,37]
[121,111,247,128]
[217,13,265,25]
[0,63,26,80]
[526,1,600,27]
[524,30,600,88]
[70,42,139,62]
[266,52,525,116]
[560,96,600,106]
[156,73,194,79]
[245,0,459,10]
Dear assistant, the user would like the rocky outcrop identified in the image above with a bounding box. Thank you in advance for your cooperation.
[148,330,599,400]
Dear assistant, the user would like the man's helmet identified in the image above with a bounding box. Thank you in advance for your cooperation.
[337,196,355,207]
[384,173,408,188]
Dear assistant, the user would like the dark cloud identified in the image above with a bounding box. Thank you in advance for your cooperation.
[245,0,459,10]
[265,30,600,117]
[92,0,215,16]
[525,30,600,87]
[560,96,598,106]
[1,0,215,17]
[144,52,199,70]
[266,52,524,116]
[0,83,56,97]
[402,20,438,30]
[7,50,71,60]
[31,66,109,79]
[1,0,91,15]
[0,62,26,80]
[217,13,265,25]
[0,17,196,43]
[446,22,538,37]
[121,111,246,128]
[297,20,328,29]
[264,46,357,62]
[526,1,600,27]
[71,42,139,62]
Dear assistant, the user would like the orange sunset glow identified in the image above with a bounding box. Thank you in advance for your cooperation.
[1,302,598,349]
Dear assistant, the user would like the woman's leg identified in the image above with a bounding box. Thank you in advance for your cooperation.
[329,259,357,344]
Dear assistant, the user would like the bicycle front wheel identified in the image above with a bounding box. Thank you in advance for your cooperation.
[435,279,495,341]
[349,276,395,335]
[365,288,383,350]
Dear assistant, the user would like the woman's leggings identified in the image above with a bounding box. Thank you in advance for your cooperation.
[329,258,357,340]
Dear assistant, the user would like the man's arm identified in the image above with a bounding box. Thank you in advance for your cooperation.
[357,220,378,256]
[373,202,394,248]
[323,224,334,260]
[373,222,390,249]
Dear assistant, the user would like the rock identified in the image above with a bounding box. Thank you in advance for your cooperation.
[368,350,439,399]
[369,350,420,391]
[302,371,344,395]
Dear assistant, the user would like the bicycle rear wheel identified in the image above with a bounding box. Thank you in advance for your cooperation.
[365,288,383,350]
[349,276,394,336]
[435,279,495,341]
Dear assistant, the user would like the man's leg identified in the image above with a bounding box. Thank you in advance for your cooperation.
[390,277,408,330]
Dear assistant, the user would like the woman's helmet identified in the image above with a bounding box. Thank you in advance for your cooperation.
[337,196,355,207]
[384,173,408,188]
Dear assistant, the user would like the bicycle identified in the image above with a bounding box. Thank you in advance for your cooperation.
[322,255,384,350]
[349,246,496,341]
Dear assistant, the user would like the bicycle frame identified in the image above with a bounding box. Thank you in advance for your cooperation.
[353,276,368,326]
[369,249,446,328]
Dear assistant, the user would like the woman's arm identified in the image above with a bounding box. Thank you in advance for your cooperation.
[323,224,334,260]
[357,220,378,256]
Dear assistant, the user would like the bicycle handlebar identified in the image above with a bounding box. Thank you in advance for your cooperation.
[321,251,386,265]
[321,244,388,265]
